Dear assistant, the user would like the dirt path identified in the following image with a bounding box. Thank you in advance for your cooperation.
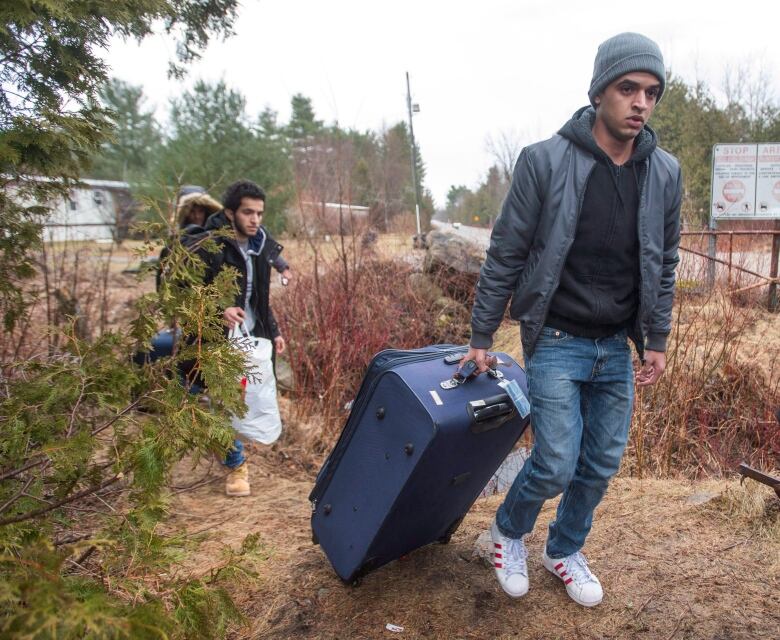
[167,442,779,640]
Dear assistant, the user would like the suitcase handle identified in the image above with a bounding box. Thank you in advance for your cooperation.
[467,393,516,433]
[441,355,501,390]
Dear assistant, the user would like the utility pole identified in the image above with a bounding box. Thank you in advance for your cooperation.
[405,71,422,236]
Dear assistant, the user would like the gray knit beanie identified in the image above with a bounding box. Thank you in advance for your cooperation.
[588,32,666,107]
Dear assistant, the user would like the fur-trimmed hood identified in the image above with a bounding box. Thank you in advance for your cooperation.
[177,192,222,228]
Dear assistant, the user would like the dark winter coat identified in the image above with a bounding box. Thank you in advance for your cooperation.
[470,107,682,357]
[204,211,289,274]
[545,107,652,338]
[189,213,284,340]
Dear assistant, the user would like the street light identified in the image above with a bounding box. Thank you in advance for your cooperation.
[406,72,423,237]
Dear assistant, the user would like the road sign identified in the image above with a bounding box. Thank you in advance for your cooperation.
[712,144,757,218]
[756,143,780,217]
[712,142,780,219]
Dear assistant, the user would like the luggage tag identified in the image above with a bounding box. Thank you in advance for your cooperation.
[497,379,531,419]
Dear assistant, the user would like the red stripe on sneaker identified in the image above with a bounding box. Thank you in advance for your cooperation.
[494,543,502,549]
[494,563,502,568]
[494,553,502,558]
[564,578,573,585]
[559,570,567,577]
[554,562,564,570]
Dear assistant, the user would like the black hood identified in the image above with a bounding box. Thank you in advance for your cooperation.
[204,210,230,231]
[558,106,657,165]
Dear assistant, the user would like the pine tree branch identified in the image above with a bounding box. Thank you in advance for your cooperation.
[0,475,35,516]
[91,394,148,436]
[66,377,88,438]
[0,459,52,517]
[54,532,91,546]
[21,491,51,505]
[0,456,46,482]
[0,473,122,528]
[74,545,96,566]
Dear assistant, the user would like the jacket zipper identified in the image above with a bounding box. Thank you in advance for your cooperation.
[633,159,649,358]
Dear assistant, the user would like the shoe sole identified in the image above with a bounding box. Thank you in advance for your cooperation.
[495,576,529,599]
[492,551,529,599]
[542,558,602,607]
[225,490,251,497]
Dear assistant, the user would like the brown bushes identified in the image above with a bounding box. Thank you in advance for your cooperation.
[274,254,471,448]
[628,287,779,478]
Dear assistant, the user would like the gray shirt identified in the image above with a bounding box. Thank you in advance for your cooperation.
[237,240,256,333]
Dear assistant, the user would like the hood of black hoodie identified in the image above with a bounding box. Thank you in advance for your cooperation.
[204,210,229,231]
[558,106,657,165]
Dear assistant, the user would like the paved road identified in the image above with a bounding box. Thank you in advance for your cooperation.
[431,220,490,248]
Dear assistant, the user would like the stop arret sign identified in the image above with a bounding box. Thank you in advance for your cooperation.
[712,142,780,219]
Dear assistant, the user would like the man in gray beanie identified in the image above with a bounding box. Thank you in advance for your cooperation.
[461,32,681,606]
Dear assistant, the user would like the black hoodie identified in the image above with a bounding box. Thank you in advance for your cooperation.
[546,106,657,338]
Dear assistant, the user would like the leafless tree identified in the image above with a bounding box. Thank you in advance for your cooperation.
[485,129,529,183]
[723,58,778,138]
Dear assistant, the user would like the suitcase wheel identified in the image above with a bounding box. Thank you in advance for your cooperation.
[341,571,363,587]
[438,515,465,544]
[343,557,380,586]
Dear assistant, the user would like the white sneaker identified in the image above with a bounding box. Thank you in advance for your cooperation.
[542,548,603,607]
[490,521,529,598]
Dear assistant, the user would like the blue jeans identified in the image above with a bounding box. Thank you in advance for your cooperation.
[224,439,246,469]
[132,328,178,365]
[496,326,634,558]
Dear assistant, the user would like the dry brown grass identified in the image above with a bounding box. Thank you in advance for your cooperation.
[279,233,414,265]
[1,240,155,365]
[164,402,780,639]
[628,284,779,478]
[711,479,780,543]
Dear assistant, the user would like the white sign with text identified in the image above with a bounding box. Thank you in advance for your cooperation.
[756,143,780,217]
[712,142,780,219]
[711,143,758,218]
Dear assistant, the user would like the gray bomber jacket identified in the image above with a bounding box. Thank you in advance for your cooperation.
[470,127,682,358]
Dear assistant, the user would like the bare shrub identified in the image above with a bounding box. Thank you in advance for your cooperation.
[628,285,779,478]
[386,212,418,235]
[276,119,475,451]
[0,238,133,368]
[275,252,470,450]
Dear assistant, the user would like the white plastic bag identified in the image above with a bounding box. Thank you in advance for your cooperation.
[228,324,282,444]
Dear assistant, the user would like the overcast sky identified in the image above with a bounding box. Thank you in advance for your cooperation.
[105,0,780,208]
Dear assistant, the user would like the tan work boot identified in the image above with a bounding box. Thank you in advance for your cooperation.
[225,462,250,497]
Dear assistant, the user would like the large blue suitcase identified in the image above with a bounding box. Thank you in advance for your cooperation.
[309,345,530,582]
